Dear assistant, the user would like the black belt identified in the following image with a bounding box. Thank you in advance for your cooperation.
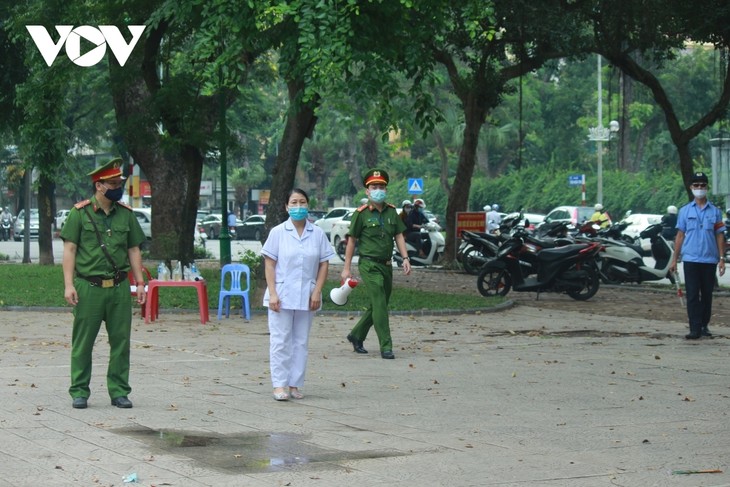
[359,255,392,265]
[78,271,127,288]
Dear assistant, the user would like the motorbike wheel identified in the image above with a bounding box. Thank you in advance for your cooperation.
[463,247,490,275]
[336,240,347,262]
[567,264,600,301]
[477,268,512,297]
[598,260,622,285]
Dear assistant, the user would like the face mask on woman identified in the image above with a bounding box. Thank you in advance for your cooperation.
[288,206,309,221]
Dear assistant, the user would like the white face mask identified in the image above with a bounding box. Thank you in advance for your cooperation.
[692,188,708,199]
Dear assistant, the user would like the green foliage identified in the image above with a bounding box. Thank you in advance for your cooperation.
[467,167,687,218]
[237,249,263,276]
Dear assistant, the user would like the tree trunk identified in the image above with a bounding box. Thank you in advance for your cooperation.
[604,50,730,198]
[265,79,318,239]
[109,69,204,265]
[433,131,451,194]
[37,174,55,265]
[444,103,485,263]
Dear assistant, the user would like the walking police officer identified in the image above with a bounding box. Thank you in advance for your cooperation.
[342,169,411,359]
[61,158,147,409]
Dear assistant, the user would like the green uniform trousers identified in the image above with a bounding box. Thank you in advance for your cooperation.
[349,258,394,352]
[69,277,132,399]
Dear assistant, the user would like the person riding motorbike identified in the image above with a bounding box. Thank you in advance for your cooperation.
[400,199,412,226]
[0,207,12,240]
[406,198,430,257]
[487,204,501,234]
[661,205,678,241]
[590,203,611,229]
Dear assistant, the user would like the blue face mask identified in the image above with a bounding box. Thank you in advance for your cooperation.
[369,189,387,203]
[288,207,309,221]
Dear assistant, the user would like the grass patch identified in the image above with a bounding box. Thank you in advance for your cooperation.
[0,262,502,312]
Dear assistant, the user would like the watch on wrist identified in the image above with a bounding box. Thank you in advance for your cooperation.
[402,256,410,260]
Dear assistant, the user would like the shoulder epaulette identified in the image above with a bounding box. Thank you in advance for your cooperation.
[115,201,133,211]
[356,204,369,212]
[74,199,91,209]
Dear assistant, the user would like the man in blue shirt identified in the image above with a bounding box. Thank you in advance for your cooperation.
[670,172,726,339]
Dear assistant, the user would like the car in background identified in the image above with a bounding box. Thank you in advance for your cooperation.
[314,207,355,241]
[196,210,210,223]
[307,210,327,223]
[200,213,224,239]
[13,208,40,241]
[542,205,595,227]
[621,213,663,251]
[329,210,355,247]
[133,208,207,249]
[522,213,545,230]
[236,214,266,240]
[55,209,71,230]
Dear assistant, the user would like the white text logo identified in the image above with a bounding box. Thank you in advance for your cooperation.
[26,25,146,67]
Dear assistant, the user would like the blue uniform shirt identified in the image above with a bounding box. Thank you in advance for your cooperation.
[676,200,725,264]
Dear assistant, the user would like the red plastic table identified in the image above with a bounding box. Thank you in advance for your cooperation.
[145,279,209,324]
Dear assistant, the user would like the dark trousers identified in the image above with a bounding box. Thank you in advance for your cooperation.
[683,261,716,334]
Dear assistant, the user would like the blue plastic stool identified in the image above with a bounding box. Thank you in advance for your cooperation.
[217,263,251,320]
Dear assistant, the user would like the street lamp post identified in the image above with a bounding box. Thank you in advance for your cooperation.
[588,55,619,205]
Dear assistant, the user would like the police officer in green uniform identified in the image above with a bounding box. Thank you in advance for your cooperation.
[342,169,412,359]
[61,158,147,409]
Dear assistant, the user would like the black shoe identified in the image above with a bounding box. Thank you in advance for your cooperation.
[685,333,701,340]
[701,327,712,337]
[72,397,88,409]
[347,334,368,354]
[111,396,133,408]
[381,350,395,359]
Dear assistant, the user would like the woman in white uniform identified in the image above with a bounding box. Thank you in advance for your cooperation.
[262,188,334,401]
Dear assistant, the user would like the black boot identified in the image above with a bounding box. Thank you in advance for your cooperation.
[347,334,368,353]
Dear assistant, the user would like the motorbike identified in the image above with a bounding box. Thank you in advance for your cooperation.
[393,221,445,267]
[459,230,501,275]
[476,231,602,301]
[0,217,11,241]
[458,212,529,274]
[336,235,358,261]
[597,223,675,285]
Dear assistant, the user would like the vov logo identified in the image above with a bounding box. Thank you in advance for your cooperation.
[26,25,146,67]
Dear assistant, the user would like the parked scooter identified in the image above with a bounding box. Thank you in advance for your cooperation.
[393,221,445,266]
[0,217,11,241]
[458,212,531,274]
[336,235,358,262]
[597,223,674,285]
[476,232,602,300]
[459,230,500,275]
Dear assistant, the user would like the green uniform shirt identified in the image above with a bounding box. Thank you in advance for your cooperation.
[60,197,146,277]
[349,203,406,260]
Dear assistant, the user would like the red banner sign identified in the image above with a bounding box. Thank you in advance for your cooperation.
[455,211,486,238]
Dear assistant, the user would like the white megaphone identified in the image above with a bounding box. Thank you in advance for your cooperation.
[330,278,359,306]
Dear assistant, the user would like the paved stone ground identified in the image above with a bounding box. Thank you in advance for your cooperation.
[1,301,729,486]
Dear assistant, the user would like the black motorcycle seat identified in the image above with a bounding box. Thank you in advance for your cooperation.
[537,243,591,263]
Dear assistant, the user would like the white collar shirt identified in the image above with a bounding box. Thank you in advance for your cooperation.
[261,218,334,310]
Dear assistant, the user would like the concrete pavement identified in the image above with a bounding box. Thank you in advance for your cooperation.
[1,303,729,486]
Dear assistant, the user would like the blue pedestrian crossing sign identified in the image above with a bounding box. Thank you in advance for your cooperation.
[408,178,424,194]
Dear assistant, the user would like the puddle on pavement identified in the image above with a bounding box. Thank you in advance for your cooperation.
[113,426,404,473]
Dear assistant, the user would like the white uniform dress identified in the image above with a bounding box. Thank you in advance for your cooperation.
[261,219,334,389]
